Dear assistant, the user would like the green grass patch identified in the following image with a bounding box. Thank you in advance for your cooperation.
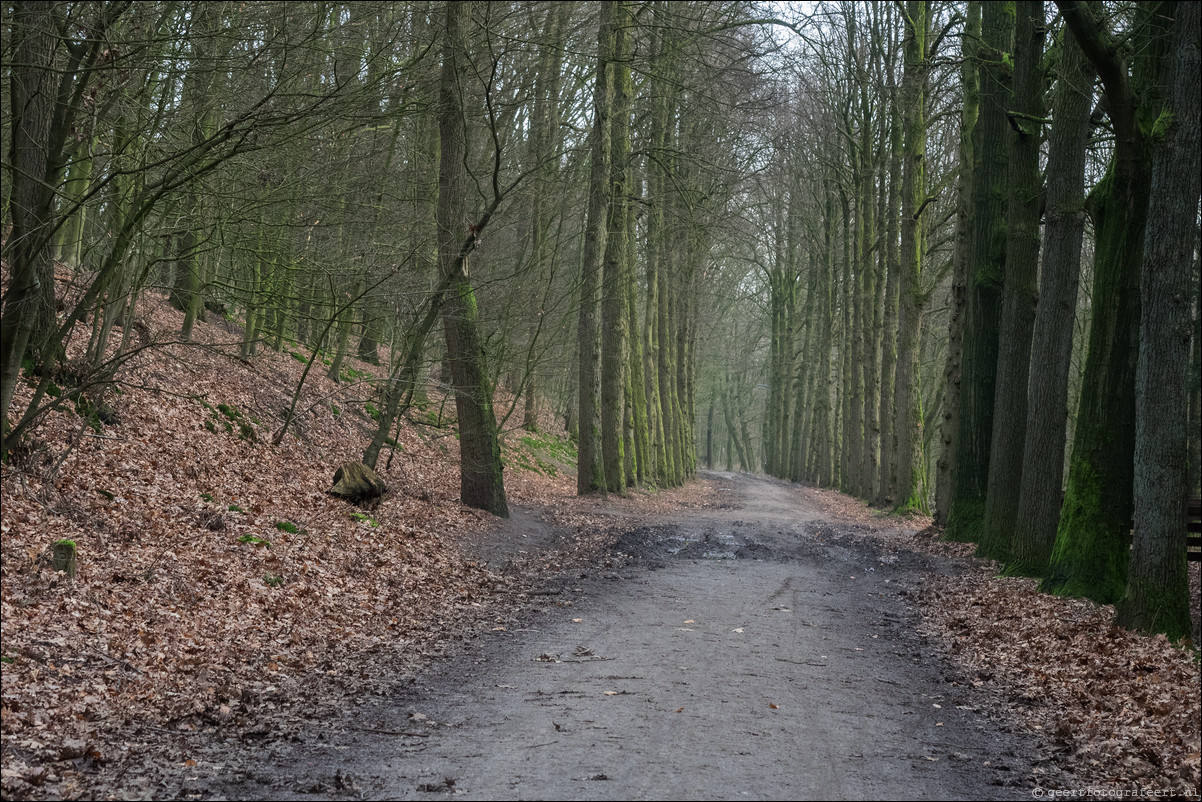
[519,433,577,464]
[228,504,244,513]
[238,534,271,547]
[340,365,373,383]
[201,493,214,502]
[365,402,380,422]
[275,521,300,534]
[350,512,379,527]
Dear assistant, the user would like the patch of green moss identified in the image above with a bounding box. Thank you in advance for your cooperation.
[331,404,341,417]
[942,498,985,543]
[201,493,214,502]
[350,512,378,527]
[238,534,271,547]
[263,573,285,588]
[228,504,244,513]
[1041,459,1128,604]
[275,521,299,534]
[365,402,380,422]
[53,538,76,548]
[340,366,373,383]
[519,433,578,463]
[217,403,243,422]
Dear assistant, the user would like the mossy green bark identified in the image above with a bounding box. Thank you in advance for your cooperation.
[575,1,615,495]
[1115,1,1198,642]
[52,540,77,577]
[893,0,928,517]
[944,498,985,543]
[1042,460,1128,603]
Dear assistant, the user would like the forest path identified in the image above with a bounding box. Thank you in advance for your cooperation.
[200,473,1047,801]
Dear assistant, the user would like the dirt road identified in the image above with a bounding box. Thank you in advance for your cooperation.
[192,473,1049,800]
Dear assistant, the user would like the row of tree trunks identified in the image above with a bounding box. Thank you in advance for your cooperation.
[576,0,698,496]
[1005,25,1093,577]
[1042,0,1174,602]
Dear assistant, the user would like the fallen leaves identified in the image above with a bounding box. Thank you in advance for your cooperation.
[789,481,1199,796]
[920,573,1201,795]
[0,284,635,801]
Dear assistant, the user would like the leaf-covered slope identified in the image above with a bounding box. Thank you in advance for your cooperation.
[0,280,575,798]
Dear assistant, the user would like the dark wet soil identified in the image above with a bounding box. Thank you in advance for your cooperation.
[164,472,1064,801]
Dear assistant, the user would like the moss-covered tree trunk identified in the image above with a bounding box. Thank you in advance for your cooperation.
[170,1,225,341]
[1043,0,1173,602]
[1114,1,1198,639]
[625,180,649,486]
[54,142,96,271]
[599,0,632,495]
[838,190,853,490]
[934,0,980,525]
[943,1,1011,541]
[876,34,903,506]
[576,1,615,494]
[811,176,837,487]
[643,10,672,486]
[893,0,928,514]
[1006,29,1092,577]
[977,0,1046,561]
[436,0,507,517]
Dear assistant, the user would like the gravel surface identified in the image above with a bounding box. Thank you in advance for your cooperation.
[173,472,1059,801]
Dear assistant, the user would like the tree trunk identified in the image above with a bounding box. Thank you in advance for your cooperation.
[893,0,929,514]
[600,4,632,493]
[944,1,1011,541]
[1115,1,1199,639]
[1044,0,1173,602]
[576,1,616,494]
[977,0,1046,561]
[0,1,57,431]
[436,0,507,517]
[934,0,980,525]
[876,31,904,506]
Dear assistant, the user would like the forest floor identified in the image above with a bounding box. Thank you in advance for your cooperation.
[1,283,1199,800]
